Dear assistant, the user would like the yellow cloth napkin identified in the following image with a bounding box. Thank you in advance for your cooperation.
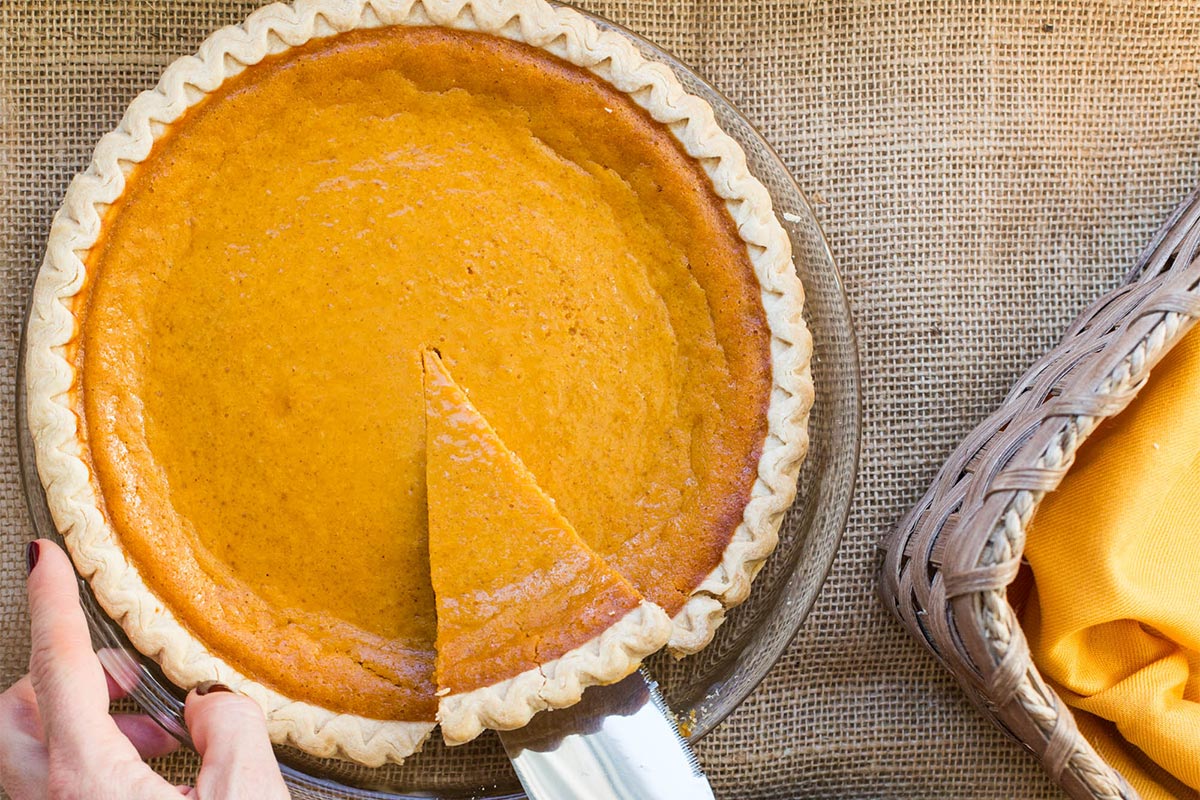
[1022,327,1200,800]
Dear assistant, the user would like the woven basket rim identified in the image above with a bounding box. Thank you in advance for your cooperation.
[880,186,1200,800]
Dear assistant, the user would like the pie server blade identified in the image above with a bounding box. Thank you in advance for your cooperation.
[497,666,716,800]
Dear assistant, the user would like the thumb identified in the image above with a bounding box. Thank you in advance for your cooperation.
[184,684,289,800]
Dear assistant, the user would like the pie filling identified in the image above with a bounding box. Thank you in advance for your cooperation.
[76,25,770,722]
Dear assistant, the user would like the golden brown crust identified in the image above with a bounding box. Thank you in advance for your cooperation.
[25,0,810,764]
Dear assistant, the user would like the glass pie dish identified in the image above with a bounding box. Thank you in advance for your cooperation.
[16,4,860,798]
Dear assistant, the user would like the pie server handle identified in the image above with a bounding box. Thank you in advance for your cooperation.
[497,667,716,800]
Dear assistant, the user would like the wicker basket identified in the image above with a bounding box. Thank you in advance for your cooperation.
[879,187,1200,800]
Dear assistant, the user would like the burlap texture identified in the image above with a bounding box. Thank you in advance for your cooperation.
[3,1,1199,797]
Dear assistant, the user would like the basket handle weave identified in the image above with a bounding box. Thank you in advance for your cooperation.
[880,186,1200,800]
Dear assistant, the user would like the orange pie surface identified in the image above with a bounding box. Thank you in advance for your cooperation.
[423,350,646,696]
[76,26,771,723]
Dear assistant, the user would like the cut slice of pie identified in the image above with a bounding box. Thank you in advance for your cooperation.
[422,350,672,745]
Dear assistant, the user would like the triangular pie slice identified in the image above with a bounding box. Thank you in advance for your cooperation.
[422,350,672,745]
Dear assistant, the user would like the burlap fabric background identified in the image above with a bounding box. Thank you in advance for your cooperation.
[3,1,1199,797]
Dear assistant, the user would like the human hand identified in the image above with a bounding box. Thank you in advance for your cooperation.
[0,539,291,800]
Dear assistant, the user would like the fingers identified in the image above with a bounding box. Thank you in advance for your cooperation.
[0,676,48,800]
[112,714,181,760]
[25,540,117,761]
[22,541,287,799]
[0,676,41,737]
[185,688,289,800]
[17,543,187,800]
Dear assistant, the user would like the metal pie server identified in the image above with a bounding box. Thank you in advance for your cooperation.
[497,667,716,800]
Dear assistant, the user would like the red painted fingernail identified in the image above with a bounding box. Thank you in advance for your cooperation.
[195,681,233,696]
[25,541,40,575]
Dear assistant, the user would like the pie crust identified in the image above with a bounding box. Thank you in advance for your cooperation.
[439,603,672,745]
[25,0,813,765]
